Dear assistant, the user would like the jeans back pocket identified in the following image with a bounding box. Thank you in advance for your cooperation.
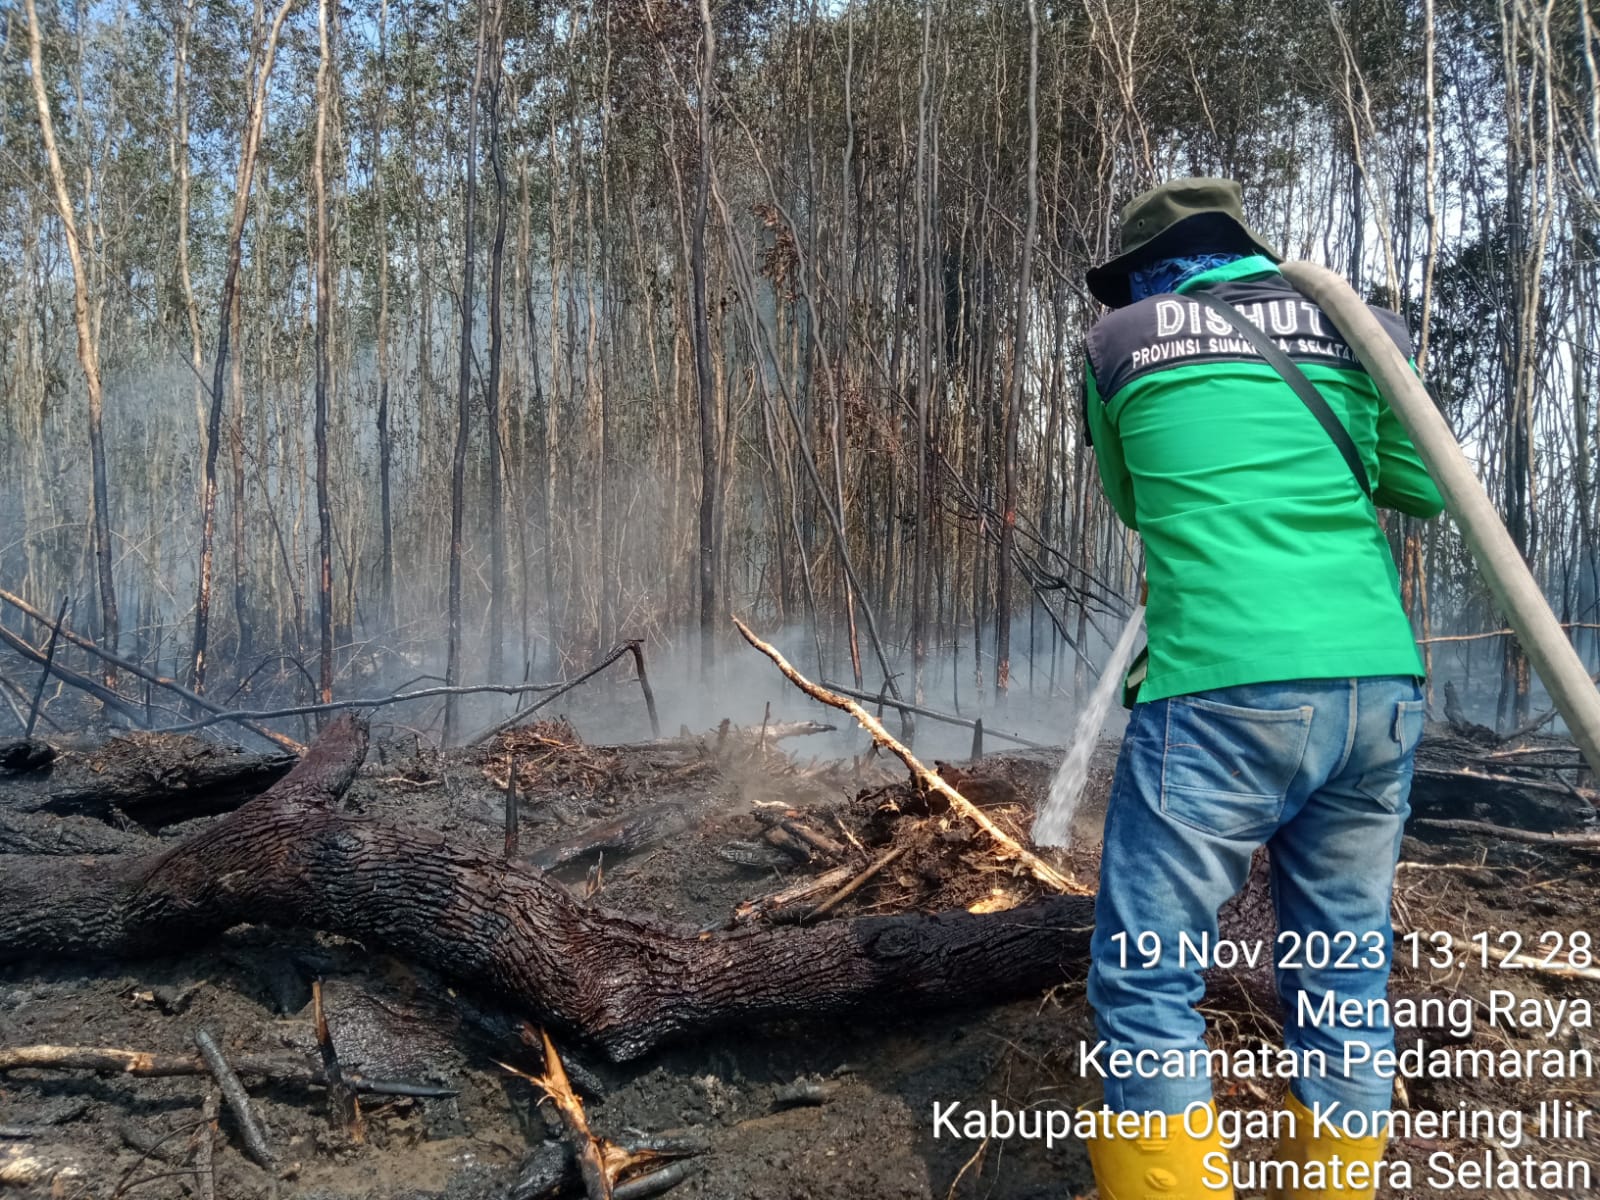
[1354,696,1427,812]
[1160,694,1313,840]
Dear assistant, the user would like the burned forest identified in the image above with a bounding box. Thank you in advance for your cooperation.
[3,0,1600,1197]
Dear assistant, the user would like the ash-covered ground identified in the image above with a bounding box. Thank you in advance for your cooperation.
[1,689,1596,1199]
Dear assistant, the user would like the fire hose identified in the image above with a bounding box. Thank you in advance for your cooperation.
[1281,260,1600,776]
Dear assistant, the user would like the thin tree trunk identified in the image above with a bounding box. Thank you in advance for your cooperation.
[171,0,206,486]
[995,0,1039,699]
[311,0,336,708]
[229,288,252,663]
[375,0,395,634]
[485,0,508,683]
[692,0,719,677]
[190,0,297,693]
[444,2,488,744]
[23,0,118,682]
[911,0,932,706]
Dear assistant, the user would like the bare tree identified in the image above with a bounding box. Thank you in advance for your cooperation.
[995,0,1040,699]
[691,0,721,677]
[23,0,119,679]
[443,0,488,745]
[485,0,509,682]
[189,0,298,692]
[312,0,337,707]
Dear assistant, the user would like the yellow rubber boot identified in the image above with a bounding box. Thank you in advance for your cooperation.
[1085,1104,1235,1200]
[1268,1091,1388,1200]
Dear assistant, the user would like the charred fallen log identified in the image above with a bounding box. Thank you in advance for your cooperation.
[0,733,294,826]
[0,714,1094,1062]
[1408,728,1596,832]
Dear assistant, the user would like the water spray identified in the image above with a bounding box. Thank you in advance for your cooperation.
[1031,602,1145,849]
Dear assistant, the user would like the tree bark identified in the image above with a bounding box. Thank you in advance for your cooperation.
[375,0,395,635]
[0,715,1094,1063]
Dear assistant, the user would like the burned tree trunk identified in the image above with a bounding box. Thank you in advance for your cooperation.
[0,733,293,825]
[444,2,487,745]
[0,715,1093,1062]
[691,0,719,678]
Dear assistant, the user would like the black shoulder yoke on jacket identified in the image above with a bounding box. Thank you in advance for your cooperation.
[1085,274,1413,404]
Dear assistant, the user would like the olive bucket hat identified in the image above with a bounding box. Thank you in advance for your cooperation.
[1085,177,1282,308]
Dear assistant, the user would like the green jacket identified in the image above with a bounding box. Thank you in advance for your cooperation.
[1084,257,1443,702]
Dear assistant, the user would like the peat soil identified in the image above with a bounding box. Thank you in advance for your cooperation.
[1,697,1597,1200]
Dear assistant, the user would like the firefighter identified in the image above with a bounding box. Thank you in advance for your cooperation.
[1079,178,1442,1200]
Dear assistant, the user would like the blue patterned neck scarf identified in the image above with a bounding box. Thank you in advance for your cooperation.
[1128,252,1244,302]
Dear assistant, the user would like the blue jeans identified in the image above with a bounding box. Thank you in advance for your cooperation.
[1087,676,1425,1120]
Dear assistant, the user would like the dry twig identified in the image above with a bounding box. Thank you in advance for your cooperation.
[1412,817,1600,848]
[733,616,1085,894]
[810,844,911,919]
[726,865,856,927]
[1415,764,1600,804]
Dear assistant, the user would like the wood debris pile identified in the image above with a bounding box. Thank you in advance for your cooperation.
[481,719,631,798]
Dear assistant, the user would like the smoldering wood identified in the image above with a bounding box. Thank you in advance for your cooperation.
[0,714,1097,1062]
[734,617,1082,894]
[0,732,294,826]
[507,1127,704,1200]
[312,979,363,1138]
[1404,721,1596,830]
[1411,817,1600,847]
[725,864,856,927]
[775,817,845,859]
[809,844,910,920]
[612,1164,702,1200]
[758,823,812,861]
[525,799,692,871]
[502,1028,613,1200]
[1408,759,1596,831]
[504,759,520,859]
[469,641,657,747]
